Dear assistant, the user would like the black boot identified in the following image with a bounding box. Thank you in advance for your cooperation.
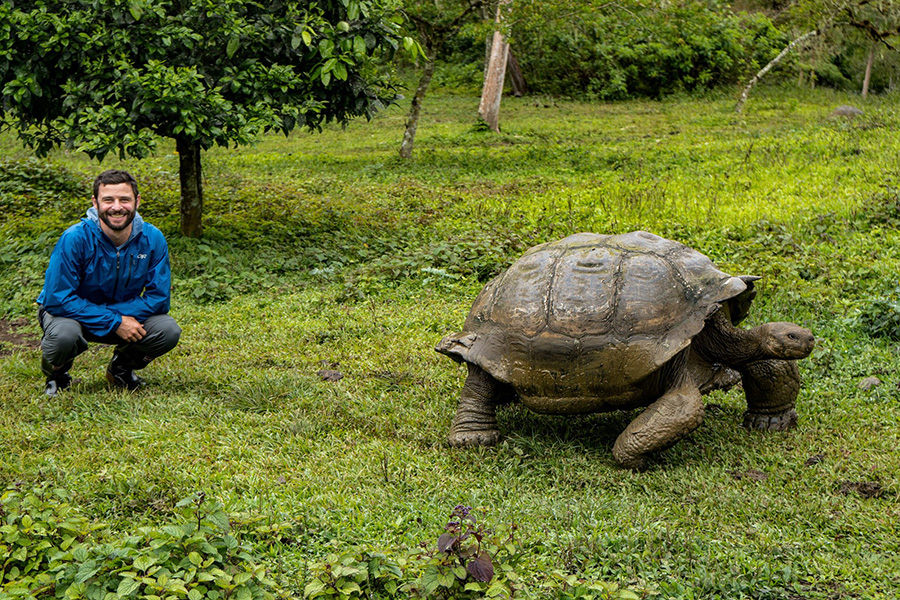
[106,352,146,391]
[43,358,74,397]
[45,371,73,397]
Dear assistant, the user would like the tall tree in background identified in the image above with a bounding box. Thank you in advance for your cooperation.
[0,0,406,237]
[398,0,483,159]
[478,0,509,132]
[736,0,900,111]
[842,1,900,95]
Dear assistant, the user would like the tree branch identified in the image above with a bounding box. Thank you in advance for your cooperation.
[735,29,822,114]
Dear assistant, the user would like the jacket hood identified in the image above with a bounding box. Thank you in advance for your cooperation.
[85,206,144,244]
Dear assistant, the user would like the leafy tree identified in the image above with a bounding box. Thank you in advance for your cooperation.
[0,0,405,237]
[737,0,900,111]
[502,0,786,99]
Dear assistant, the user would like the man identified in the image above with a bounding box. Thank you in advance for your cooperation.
[37,169,181,396]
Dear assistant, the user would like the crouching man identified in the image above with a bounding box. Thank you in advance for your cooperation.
[37,169,181,396]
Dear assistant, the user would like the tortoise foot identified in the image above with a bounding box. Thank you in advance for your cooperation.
[742,408,797,432]
[612,451,649,472]
[448,428,501,447]
[612,376,703,470]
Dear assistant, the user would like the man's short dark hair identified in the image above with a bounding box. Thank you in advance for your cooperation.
[93,170,139,199]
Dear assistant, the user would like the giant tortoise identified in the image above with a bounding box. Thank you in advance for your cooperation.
[436,231,815,469]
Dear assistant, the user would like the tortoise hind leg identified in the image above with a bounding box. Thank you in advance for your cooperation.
[612,376,704,470]
[740,359,800,431]
[448,363,510,447]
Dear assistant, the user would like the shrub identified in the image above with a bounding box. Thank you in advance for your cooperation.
[501,0,788,99]
[856,284,900,340]
[0,158,84,212]
[305,505,525,599]
[0,487,279,600]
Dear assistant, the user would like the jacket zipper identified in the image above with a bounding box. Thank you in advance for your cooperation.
[112,250,121,298]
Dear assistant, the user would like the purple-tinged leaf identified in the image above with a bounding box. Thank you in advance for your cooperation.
[437,533,458,553]
[467,552,494,582]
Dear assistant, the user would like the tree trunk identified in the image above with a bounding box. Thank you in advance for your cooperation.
[735,29,821,114]
[506,49,527,97]
[177,136,203,237]
[399,56,436,159]
[862,43,875,97]
[478,30,509,132]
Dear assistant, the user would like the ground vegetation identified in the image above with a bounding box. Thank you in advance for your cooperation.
[1,87,899,598]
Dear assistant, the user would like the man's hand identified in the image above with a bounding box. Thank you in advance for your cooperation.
[116,316,146,342]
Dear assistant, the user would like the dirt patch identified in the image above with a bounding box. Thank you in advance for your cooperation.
[805,453,825,466]
[317,369,344,382]
[0,318,41,356]
[838,480,884,499]
[730,469,768,482]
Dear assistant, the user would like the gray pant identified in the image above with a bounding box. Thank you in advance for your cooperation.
[39,308,181,376]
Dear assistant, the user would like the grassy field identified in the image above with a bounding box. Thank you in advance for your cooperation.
[1,86,899,599]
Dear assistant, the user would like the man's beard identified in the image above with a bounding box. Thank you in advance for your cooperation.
[98,208,136,231]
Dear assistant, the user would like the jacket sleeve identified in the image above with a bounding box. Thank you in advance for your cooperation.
[40,230,123,336]
[105,230,172,321]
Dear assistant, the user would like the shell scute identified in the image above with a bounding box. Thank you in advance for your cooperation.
[477,249,554,338]
[616,253,691,335]
[548,244,620,337]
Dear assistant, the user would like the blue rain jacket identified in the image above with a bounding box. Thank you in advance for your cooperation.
[37,207,172,336]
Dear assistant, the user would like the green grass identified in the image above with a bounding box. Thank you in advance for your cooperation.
[1,85,900,598]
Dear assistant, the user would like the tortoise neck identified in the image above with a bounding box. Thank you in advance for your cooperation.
[693,309,766,367]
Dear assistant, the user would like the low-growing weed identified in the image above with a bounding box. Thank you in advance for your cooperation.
[305,505,527,599]
[0,158,84,216]
[855,283,900,340]
[304,505,642,599]
[0,486,279,600]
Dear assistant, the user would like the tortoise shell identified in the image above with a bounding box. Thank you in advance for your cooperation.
[438,231,748,408]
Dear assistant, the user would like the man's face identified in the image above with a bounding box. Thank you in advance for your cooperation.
[93,182,140,232]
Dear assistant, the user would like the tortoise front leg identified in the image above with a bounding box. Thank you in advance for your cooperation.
[612,377,704,470]
[740,359,800,431]
[448,363,506,447]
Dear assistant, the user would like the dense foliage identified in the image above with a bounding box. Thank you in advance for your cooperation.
[515,0,789,98]
[0,0,406,235]
[434,0,789,98]
[0,487,278,600]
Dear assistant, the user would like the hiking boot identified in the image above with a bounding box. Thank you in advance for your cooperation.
[45,371,73,397]
[106,353,146,391]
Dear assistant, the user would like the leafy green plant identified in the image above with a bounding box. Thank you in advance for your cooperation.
[856,284,900,340]
[304,550,405,599]
[406,504,520,599]
[543,572,641,600]
[0,158,84,214]
[304,506,527,599]
[0,486,105,597]
[0,487,279,600]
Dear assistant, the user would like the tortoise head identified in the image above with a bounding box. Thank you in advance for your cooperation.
[758,322,816,359]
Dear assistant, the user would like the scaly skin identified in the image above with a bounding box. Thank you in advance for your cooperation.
[611,369,704,471]
[448,363,508,447]
[740,359,800,431]
[694,310,813,431]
